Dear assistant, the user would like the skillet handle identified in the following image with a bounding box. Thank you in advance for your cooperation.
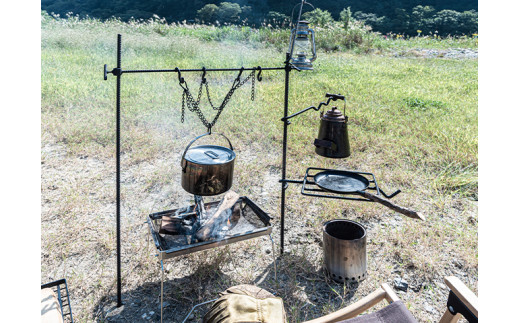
[180,132,234,171]
[359,191,425,221]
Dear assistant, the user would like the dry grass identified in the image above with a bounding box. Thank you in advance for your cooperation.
[42,17,477,323]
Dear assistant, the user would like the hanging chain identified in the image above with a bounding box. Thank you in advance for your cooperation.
[250,71,255,101]
[179,69,257,130]
[181,80,207,125]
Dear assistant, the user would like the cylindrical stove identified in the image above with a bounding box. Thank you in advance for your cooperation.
[323,219,367,283]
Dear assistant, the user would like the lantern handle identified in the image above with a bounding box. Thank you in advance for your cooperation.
[290,0,315,28]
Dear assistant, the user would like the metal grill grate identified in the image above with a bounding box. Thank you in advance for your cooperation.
[148,196,272,260]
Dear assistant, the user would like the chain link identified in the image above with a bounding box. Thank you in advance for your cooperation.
[179,69,257,129]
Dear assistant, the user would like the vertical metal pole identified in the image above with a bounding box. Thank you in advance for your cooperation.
[269,234,277,282]
[116,34,123,307]
[160,260,164,323]
[280,53,291,255]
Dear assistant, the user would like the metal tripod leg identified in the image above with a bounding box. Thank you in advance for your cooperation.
[161,259,164,323]
[269,234,277,282]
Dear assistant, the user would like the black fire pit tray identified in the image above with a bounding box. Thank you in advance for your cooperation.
[147,196,272,260]
[301,167,400,202]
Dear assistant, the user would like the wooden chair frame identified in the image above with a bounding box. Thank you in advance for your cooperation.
[302,276,478,323]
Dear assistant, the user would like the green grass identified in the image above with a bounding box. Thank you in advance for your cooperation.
[41,14,477,322]
[41,16,478,198]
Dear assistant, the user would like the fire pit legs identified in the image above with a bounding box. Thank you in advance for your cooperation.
[181,298,219,323]
[270,234,277,282]
[158,235,278,323]
[160,260,164,323]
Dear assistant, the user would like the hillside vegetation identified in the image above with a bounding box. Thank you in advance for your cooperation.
[42,0,477,36]
[42,11,477,55]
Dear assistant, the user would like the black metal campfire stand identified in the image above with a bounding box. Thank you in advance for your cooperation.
[104,34,296,309]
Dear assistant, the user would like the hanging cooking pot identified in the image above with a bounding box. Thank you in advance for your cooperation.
[314,106,350,158]
[181,132,235,196]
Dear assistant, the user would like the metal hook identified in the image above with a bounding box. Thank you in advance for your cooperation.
[207,125,212,134]
[201,67,207,84]
[236,67,244,81]
[256,66,262,82]
[176,67,184,84]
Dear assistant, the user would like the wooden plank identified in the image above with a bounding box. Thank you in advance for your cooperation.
[439,310,461,323]
[381,283,400,303]
[302,287,387,323]
[444,276,478,318]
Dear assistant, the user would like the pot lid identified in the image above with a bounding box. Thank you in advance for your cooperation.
[184,145,235,165]
[322,107,345,122]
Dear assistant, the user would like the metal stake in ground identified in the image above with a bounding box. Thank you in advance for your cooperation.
[115,33,122,307]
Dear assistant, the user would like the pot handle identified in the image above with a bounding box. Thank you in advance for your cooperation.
[314,138,338,151]
[180,132,234,171]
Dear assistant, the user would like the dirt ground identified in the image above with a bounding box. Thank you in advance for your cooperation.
[41,138,477,322]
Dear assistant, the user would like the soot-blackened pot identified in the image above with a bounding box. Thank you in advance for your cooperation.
[181,133,235,196]
[314,107,351,158]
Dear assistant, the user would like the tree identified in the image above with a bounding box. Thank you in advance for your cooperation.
[411,5,436,34]
[197,3,218,23]
[266,11,290,27]
[217,2,242,24]
[354,12,389,33]
[458,10,478,35]
[301,8,334,27]
[41,0,478,35]
[434,9,461,35]
[340,6,352,30]
[391,8,410,34]
[241,5,253,22]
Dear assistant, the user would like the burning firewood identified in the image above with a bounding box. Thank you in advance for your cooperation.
[194,190,240,242]
[158,211,196,235]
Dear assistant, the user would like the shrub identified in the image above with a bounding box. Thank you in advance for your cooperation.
[302,8,334,28]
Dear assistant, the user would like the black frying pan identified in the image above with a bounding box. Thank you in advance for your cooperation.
[314,170,425,221]
[314,170,370,194]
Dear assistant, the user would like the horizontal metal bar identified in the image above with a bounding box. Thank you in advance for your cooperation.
[120,66,286,74]
[301,190,374,202]
[282,105,319,122]
[302,187,324,192]
[282,95,346,122]
[160,227,272,260]
[279,179,304,184]
[41,279,67,289]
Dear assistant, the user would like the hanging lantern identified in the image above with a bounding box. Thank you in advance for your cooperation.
[288,20,316,70]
